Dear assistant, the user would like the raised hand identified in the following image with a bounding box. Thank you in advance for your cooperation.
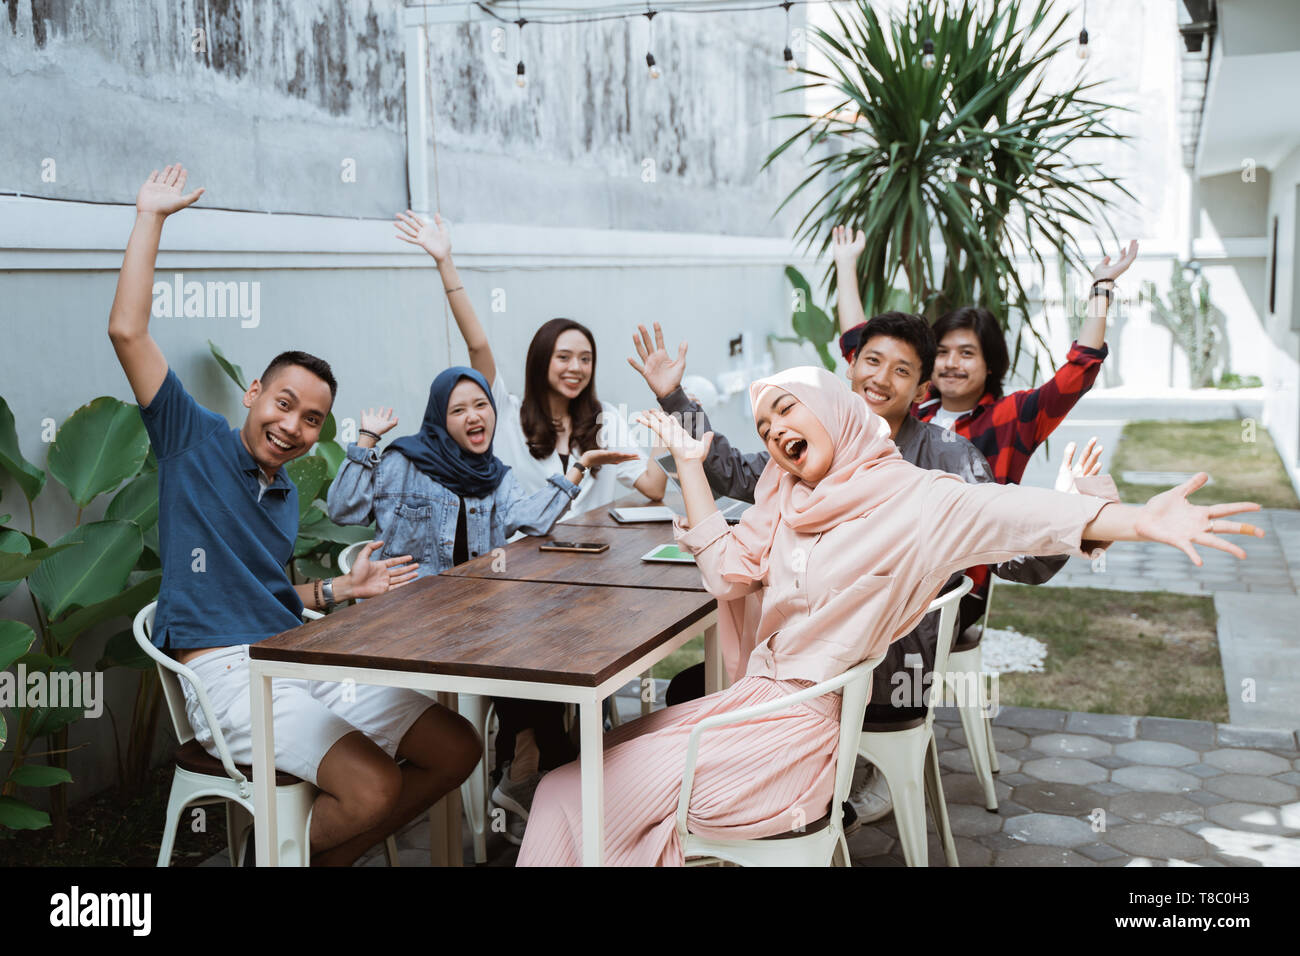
[627,322,689,400]
[1092,240,1139,284]
[831,224,866,269]
[359,407,399,445]
[1134,474,1263,566]
[346,541,420,598]
[635,409,713,464]
[136,164,205,217]
[1054,436,1103,494]
[395,210,451,262]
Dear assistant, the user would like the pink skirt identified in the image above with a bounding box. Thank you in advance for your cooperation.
[517,675,841,866]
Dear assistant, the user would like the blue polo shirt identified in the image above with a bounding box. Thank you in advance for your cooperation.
[140,369,304,649]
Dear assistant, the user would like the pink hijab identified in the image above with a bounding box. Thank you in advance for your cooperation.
[710,366,918,679]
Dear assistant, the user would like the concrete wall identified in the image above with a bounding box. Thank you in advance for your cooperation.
[0,0,813,809]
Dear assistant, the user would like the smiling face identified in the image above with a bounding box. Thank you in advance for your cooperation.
[445,378,496,454]
[755,389,835,484]
[239,364,333,476]
[934,328,988,407]
[547,328,594,401]
[849,334,930,434]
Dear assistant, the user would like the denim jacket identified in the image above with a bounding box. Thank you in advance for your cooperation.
[327,443,580,576]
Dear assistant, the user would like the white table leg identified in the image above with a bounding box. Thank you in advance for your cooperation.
[579,696,605,866]
[248,663,279,866]
[703,622,722,694]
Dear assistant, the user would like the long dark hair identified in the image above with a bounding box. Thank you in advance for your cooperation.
[520,318,605,472]
[931,307,1010,399]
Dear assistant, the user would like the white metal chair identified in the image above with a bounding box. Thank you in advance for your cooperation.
[339,539,491,864]
[135,602,317,866]
[135,602,402,867]
[857,575,974,867]
[945,574,1000,810]
[677,655,883,867]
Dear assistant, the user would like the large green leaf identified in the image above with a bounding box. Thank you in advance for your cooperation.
[97,627,153,671]
[27,520,142,621]
[319,412,337,444]
[0,619,37,671]
[104,471,160,531]
[0,529,31,601]
[0,396,46,503]
[7,765,73,788]
[47,569,161,650]
[315,439,345,477]
[25,701,83,738]
[208,339,247,391]
[286,456,328,519]
[0,796,50,830]
[0,542,77,583]
[47,397,150,508]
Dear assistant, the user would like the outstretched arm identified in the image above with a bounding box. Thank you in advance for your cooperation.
[395,210,496,384]
[108,164,205,406]
[831,224,867,336]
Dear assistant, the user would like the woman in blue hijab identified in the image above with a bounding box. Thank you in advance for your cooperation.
[328,366,635,845]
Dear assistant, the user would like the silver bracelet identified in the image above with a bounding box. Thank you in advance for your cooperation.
[321,577,336,607]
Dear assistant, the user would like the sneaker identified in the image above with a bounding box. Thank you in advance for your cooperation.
[847,762,893,824]
[500,813,527,847]
[492,760,542,820]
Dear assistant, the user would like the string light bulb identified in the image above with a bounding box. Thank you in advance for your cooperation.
[781,2,798,73]
[1077,1,1090,58]
[514,14,528,88]
[644,8,660,79]
[921,37,936,70]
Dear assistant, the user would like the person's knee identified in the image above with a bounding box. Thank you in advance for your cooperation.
[401,706,481,784]
[321,747,403,829]
[445,711,482,783]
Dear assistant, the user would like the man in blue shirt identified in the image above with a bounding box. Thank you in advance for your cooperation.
[108,164,480,866]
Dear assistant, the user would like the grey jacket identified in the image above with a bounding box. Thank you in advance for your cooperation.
[656,387,1068,720]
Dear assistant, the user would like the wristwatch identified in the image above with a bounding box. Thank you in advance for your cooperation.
[321,577,336,608]
[1090,280,1114,302]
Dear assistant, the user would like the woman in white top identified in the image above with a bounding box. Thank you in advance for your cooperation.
[396,211,667,518]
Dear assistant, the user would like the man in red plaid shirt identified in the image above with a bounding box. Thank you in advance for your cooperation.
[834,229,1138,484]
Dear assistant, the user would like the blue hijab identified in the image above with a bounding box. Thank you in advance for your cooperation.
[388,367,509,499]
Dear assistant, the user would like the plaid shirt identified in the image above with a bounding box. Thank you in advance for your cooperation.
[913,340,1108,486]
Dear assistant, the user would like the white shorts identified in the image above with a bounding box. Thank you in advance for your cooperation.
[179,644,433,786]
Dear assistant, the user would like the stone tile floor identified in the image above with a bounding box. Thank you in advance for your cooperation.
[201,696,1299,867]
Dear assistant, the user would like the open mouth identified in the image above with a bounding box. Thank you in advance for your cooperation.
[466,425,488,445]
[782,437,807,464]
[863,387,891,403]
[266,432,295,454]
[560,377,584,389]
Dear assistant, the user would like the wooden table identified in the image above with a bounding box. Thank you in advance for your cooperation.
[441,518,723,699]
[248,573,717,867]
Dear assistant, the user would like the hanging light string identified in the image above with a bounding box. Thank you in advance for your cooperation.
[1077,0,1090,59]
[644,6,660,79]
[781,1,797,72]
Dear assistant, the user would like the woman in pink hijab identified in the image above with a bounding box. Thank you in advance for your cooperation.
[517,366,1264,866]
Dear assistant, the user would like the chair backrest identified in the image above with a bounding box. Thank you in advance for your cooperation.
[336,540,373,576]
[828,655,886,828]
[924,575,975,730]
[132,602,249,790]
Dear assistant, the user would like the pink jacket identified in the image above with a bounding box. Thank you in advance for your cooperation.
[675,471,1119,684]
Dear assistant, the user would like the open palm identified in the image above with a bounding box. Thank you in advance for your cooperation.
[1134,473,1263,566]
[136,164,204,216]
[395,210,451,261]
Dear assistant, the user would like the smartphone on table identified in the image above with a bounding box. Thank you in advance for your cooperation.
[538,541,610,554]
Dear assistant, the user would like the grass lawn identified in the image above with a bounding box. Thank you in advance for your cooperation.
[656,585,1228,723]
[1109,419,1299,509]
[0,764,227,866]
[988,585,1227,722]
